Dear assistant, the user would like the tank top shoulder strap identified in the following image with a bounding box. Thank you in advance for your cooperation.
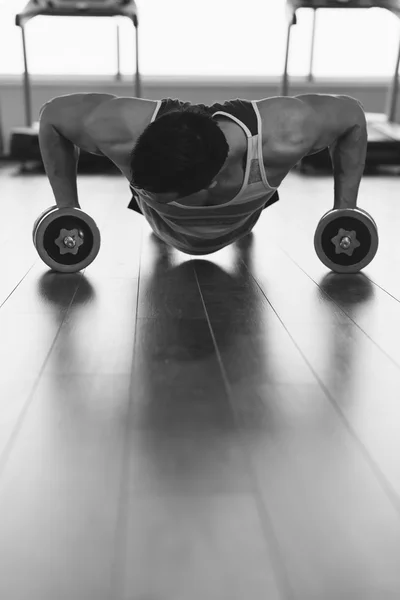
[209,99,258,136]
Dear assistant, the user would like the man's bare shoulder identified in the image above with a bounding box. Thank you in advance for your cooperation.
[85,95,157,144]
[252,95,317,176]
[40,93,157,149]
[256,96,312,140]
[256,94,365,162]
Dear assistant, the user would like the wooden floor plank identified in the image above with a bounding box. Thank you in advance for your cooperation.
[118,493,285,600]
[41,275,140,375]
[0,374,131,600]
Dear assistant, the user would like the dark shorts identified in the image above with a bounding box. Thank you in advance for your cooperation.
[127,189,280,214]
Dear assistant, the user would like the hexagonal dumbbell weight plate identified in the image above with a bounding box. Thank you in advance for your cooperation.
[33,207,101,273]
[314,207,378,274]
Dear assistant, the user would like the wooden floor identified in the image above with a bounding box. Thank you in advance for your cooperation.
[2,162,400,599]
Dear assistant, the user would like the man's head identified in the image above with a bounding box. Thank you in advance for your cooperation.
[129,106,229,203]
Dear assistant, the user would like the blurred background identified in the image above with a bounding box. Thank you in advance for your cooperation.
[1,0,400,158]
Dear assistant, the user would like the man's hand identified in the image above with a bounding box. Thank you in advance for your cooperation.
[296,94,368,209]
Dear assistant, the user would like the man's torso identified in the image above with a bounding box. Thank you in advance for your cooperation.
[51,94,317,207]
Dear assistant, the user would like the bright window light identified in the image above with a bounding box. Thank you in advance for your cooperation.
[0,0,399,77]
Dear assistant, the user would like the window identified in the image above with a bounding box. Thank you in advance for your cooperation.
[0,0,398,77]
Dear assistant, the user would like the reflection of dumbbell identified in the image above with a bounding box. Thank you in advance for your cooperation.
[314,207,378,274]
[33,206,101,273]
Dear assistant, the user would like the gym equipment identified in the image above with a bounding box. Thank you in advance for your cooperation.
[33,206,101,272]
[32,204,57,243]
[11,0,141,171]
[282,0,400,172]
[314,207,379,273]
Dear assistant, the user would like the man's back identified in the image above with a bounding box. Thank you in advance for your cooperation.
[38,92,366,252]
[39,92,364,184]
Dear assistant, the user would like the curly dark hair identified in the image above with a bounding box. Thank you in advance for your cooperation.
[130,106,229,198]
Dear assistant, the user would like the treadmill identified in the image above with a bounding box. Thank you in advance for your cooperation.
[282,0,400,172]
[11,0,141,171]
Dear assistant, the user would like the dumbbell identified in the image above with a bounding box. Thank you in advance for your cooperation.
[33,206,101,273]
[314,207,378,274]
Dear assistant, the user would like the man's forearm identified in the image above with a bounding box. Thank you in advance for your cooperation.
[39,111,81,209]
[329,116,368,210]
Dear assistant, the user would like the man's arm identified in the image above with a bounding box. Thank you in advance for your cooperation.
[39,102,81,209]
[295,94,368,209]
[38,93,117,209]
